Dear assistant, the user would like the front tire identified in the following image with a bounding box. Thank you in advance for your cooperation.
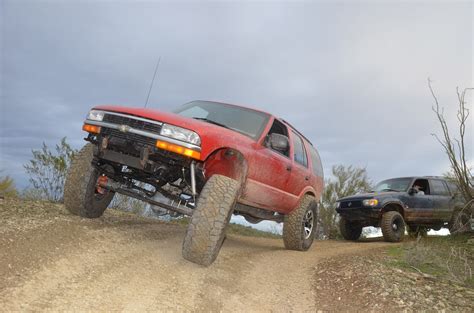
[64,144,115,218]
[182,175,240,266]
[283,195,318,251]
[339,217,362,241]
[381,211,405,242]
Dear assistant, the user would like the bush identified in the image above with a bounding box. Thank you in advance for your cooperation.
[23,137,77,202]
[0,174,18,198]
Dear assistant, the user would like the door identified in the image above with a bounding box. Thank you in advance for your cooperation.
[429,179,453,222]
[401,178,434,223]
[286,131,311,200]
[242,119,295,213]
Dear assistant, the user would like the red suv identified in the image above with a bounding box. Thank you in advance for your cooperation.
[64,100,324,265]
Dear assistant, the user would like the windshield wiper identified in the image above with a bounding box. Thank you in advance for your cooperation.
[192,117,229,129]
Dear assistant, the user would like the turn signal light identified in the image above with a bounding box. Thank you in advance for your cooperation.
[156,140,201,160]
[82,123,101,134]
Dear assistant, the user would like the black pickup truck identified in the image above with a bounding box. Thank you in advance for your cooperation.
[335,176,469,242]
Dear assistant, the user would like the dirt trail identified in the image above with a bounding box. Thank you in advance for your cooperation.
[1,199,392,311]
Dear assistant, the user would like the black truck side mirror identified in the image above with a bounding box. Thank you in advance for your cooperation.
[408,187,418,195]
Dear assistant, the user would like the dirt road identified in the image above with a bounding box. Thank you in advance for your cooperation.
[1,199,393,311]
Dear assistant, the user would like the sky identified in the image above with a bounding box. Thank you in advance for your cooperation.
[1,0,473,192]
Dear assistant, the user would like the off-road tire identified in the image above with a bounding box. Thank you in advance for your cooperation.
[283,195,317,251]
[381,211,405,242]
[448,209,470,234]
[339,217,362,241]
[182,174,240,266]
[64,143,115,218]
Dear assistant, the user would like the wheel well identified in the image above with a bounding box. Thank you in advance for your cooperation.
[382,203,404,218]
[203,148,248,187]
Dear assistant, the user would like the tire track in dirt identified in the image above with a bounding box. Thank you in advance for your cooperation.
[1,201,394,311]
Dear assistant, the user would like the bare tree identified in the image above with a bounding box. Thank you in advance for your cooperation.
[429,80,473,201]
[429,80,473,234]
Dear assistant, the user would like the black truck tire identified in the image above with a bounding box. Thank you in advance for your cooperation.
[381,211,405,242]
[448,209,470,234]
[182,174,240,266]
[64,143,115,218]
[283,195,317,251]
[339,217,362,241]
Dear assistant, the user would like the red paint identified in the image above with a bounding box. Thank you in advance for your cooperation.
[93,104,324,214]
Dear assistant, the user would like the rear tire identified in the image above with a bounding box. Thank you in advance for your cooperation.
[64,144,115,218]
[182,175,240,266]
[448,209,470,234]
[339,217,362,241]
[283,195,317,251]
[381,211,405,242]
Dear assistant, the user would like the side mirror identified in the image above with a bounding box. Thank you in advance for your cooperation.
[408,188,417,195]
[268,133,289,152]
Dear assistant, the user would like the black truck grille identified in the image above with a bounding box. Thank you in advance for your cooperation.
[103,113,162,134]
[340,200,362,209]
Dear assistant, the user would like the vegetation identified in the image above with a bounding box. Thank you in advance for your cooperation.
[429,82,473,201]
[387,235,473,287]
[318,165,372,239]
[0,174,18,198]
[23,137,77,202]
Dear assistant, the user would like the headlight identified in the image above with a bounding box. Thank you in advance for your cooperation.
[87,110,105,121]
[363,199,379,207]
[160,124,201,146]
[336,201,340,209]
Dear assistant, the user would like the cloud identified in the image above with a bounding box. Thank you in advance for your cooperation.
[1,0,472,189]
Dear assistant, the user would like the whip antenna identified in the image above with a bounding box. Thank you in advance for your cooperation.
[144,56,161,108]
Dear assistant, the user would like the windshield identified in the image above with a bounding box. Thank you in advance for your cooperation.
[174,101,270,140]
[374,178,412,192]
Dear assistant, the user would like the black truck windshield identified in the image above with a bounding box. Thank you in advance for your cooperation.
[174,101,270,140]
[374,178,412,192]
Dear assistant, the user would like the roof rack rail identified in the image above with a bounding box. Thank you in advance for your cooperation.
[280,118,313,146]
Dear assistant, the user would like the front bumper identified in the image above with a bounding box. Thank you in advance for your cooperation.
[336,207,381,221]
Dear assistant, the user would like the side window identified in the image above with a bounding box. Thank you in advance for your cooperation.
[292,132,308,167]
[264,119,289,157]
[309,146,324,177]
[412,179,430,195]
[430,180,450,196]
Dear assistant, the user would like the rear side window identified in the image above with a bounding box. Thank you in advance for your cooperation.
[291,132,308,167]
[430,180,450,196]
[309,146,324,177]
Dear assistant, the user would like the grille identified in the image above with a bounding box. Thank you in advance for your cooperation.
[103,113,162,133]
[340,200,362,209]
[101,128,156,147]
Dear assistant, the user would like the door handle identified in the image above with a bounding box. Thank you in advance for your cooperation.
[286,165,292,171]
[305,176,310,181]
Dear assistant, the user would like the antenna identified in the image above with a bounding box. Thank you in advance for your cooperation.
[144,56,161,108]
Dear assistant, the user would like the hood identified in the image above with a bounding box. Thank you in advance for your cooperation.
[337,191,400,202]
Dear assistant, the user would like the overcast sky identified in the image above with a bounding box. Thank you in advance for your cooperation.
[1,0,472,190]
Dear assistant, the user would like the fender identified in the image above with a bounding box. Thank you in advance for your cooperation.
[202,148,249,190]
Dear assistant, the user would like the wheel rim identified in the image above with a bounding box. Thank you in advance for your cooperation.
[303,209,314,239]
[392,216,403,234]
